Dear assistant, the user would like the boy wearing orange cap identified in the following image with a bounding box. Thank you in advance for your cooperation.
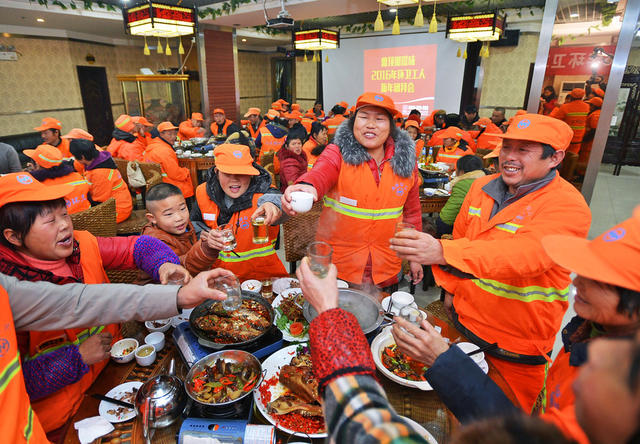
[550,88,590,154]
[34,117,71,159]
[23,144,91,214]
[390,113,591,411]
[69,139,133,223]
[190,144,287,281]
[210,108,241,138]
[106,115,146,161]
[144,122,194,198]
[178,112,206,141]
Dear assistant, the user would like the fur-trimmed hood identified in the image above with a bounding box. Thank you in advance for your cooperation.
[332,120,415,178]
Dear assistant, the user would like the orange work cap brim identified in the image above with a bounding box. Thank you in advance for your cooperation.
[158,122,178,131]
[355,92,399,118]
[34,118,62,132]
[61,128,94,141]
[132,116,153,126]
[213,109,225,115]
[492,113,572,152]
[0,173,74,209]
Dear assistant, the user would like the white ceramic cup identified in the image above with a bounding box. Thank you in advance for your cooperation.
[290,191,314,213]
[144,331,165,352]
[390,291,414,311]
[135,344,156,367]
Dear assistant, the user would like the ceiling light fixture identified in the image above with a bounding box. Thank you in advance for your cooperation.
[446,11,505,42]
[36,18,45,22]
[378,0,419,5]
[124,2,197,37]
[293,29,339,51]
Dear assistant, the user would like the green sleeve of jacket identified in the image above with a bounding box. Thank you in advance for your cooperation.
[439,179,473,226]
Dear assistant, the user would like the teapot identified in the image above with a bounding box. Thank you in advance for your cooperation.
[135,359,188,442]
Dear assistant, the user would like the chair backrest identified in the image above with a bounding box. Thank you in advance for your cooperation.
[112,157,131,187]
[70,198,117,237]
[138,161,164,191]
[282,200,324,263]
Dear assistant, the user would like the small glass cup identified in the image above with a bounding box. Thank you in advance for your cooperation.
[261,278,273,301]
[166,271,185,286]
[212,275,242,311]
[252,217,269,244]
[218,224,237,252]
[307,241,333,278]
[395,221,416,234]
[399,305,424,327]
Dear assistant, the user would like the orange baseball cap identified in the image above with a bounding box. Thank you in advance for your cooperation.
[291,104,300,111]
[476,117,492,127]
[587,97,603,107]
[570,88,585,99]
[213,144,259,176]
[440,126,464,141]
[213,108,225,115]
[266,109,280,120]
[0,172,74,209]
[276,99,289,105]
[34,117,62,132]
[61,128,94,141]
[132,116,153,126]
[483,140,502,158]
[115,115,135,132]
[591,86,605,98]
[492,113,573,152]
[338,101,349,110]
[191,112,204,121]
[404,120,420,130]
[271,102,283,111]
[355,92,399,117]
[23,144,64,169]
[542,207,640,292]
[244,107,261,118]
[157,122,178,132]
[287,110,302,121]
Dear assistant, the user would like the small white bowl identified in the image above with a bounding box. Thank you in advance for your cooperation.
[290,191,314,213]
[241,279,262,293]
[145,332,165,352]
[110,338,138,363]
[455,342,485,364]
[390,291,414,311]
[145,319,171,333]
[336,279,349,288]
[135,344,156,367]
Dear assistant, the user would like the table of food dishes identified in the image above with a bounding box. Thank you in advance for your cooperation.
[174,137,220,190]
[63,274,517,444]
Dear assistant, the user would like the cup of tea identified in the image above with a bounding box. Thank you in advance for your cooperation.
[261,278,273,300]
[307,241,333,278]
[212,275,242,311]
[217,224,237,252]
[252,217,269,244]
[290,191,314,213]
[395,221,416,234]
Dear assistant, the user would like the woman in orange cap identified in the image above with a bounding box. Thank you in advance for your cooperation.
[23,144,91,214]
[179,112,207,141]
[404,119,424,159]
[434,126,472,166]
[391,208,640,444]
[0,172,188,439]
[106,114,146,161]
[282,92,423,291]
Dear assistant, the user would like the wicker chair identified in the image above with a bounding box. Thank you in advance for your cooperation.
[70,198,117,237]
[116,209,148,235]
[106,269,140,284]
[282,200,324,274]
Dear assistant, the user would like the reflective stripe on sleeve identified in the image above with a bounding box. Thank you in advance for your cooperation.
[323,196,403,220]
[473,279,570,303]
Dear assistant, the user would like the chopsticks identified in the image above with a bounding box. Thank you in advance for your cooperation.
[466,342,498,357]
[90,394,135,409]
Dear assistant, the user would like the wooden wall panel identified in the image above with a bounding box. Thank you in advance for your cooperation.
[203,29,239,122]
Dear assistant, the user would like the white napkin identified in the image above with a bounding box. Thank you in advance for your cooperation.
[74,416,114,444]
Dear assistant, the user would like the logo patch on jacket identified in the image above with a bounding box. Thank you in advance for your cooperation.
[392,183,407,196]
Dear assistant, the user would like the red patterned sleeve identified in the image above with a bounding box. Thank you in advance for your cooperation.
[309,308,376,395]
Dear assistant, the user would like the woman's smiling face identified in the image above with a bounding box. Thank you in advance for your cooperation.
[353,106,391,151]
[13,203,75,261]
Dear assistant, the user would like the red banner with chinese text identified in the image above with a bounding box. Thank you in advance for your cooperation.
[546,45,615,77]
[364,45,437,117]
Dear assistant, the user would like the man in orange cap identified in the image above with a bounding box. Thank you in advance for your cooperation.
[106,115,146,161]
[61,128,94,142]
[577,97,603,175]
[144,122,194,198]
[322,103,348,136]
[285,110,304,130]
[178,112,206,141]
[243,107,264,139]
[310,100,325,119]
[256,110,288,173]
[434,126,472,165]
[550,88,590,156]
[290,103,301,112]
[271,101,283,112]
[277,99,290,113]
[390,113,591,411]
[210,108,240,138]
[34,117,71,159]
[23,144,91,214]
[473,117,503,151]
[131,115,156,147]
[190,144,287,281]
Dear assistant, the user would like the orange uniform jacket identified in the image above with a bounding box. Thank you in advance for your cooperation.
[210,119,233,137]
[20,231,121,432]
[414,139,425,159]
[42,173,91,214]
[246,120,266,140]
[107,138,146,161]
[258,127,286,174]
[435,144,469,165]
[550,100,589,153]
[579,109,600,165]
[322,114,347,136]
[0,285,49,443]
[300,118,314,134]
[475,122,503,150]
[432,173,590,407]
[144,138,194,198]
[85,168,133,223]
[428,128,477,152]
[302,138,319,170]
[316,160,416,285]
[178,120,205,141]
[194,187,287,281]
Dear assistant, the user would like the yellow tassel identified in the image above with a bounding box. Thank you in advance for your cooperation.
[463,48,467,59]
[143,37,150,56]
[178,38,185,55]
[484,44,490,58]
[374,9,384,32]
[303,52,308,62]
[429,12,438,33]
[165,38,172,56]
[414,0,424,27]
[479,44,486,57]
[392,13,400,35]
[157,37,163,54]
[456,47,461,58]
[325,54,329,63]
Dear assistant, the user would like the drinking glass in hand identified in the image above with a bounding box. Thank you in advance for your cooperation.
[307,241,333,278]
[399,305,424,327]
[395,221,416,234]
[252,217,269,244]
[213,275,242,311]
[166,271,185,286]
[218,224,237,251]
